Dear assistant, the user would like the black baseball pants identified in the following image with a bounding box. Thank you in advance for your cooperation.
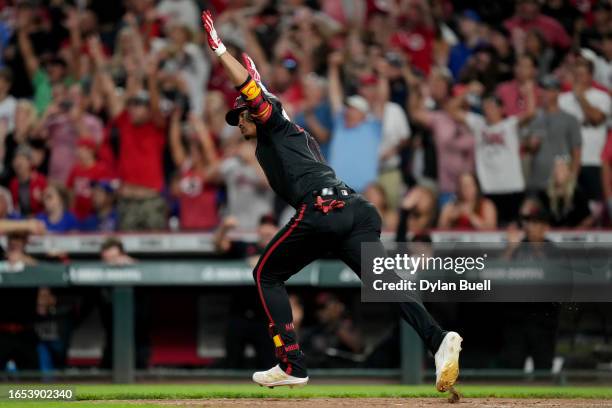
[253,194,446,378]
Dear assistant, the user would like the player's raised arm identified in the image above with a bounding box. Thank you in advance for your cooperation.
[202,10,274,125]
[202,10,249,86]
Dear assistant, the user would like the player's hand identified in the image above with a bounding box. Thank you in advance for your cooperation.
[202,10,226,57]
[242,52,261,83]
[242,52,273,95]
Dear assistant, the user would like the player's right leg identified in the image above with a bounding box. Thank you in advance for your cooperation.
[337,196,462,392]
[251,204,322,387]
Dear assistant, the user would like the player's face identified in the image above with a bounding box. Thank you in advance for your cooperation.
[238,110,257,139]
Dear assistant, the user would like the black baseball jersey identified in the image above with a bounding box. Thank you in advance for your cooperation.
[237,76,345,208]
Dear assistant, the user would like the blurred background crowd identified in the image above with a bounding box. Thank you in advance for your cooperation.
[2,0,612,377]
[0,0,610,235]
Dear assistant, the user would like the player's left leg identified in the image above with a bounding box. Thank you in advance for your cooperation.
[336,196,462,391]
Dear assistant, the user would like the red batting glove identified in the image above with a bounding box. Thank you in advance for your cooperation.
[202,10,226,56]
[242,51,275,96]
[242,52,261,83]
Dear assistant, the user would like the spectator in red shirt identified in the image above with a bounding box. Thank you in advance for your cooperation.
[496,54,541,117]
[9,145,47,217]
[389,0,436,75]
[91,36,168,231]
[66,137,111,221]
[438,172,497,231]
[169,109,220,230]
[504,0,571,52]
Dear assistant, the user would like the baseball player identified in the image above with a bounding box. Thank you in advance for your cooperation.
[202,10,462,392]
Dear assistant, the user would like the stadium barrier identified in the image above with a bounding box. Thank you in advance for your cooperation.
[3,230,611,256]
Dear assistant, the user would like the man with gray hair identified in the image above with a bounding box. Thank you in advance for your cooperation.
[525,75,582,194]
[327,51,383,193]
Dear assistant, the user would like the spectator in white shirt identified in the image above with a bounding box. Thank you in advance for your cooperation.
[210,139,274,230]
[581,33,612,90]
[452,83,536,225]
[558,57,611,201]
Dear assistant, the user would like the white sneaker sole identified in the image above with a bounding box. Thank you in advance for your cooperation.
[253,376,309,389]
[436,333,462,392]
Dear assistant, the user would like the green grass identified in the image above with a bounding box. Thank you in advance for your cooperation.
[1,384,612,407]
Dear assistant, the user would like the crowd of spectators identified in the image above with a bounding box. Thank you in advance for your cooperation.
[0,0,610,234]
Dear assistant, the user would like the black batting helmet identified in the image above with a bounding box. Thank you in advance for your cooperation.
[225,96,248,126]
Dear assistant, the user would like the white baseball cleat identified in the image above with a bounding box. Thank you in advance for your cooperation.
[434,331,463,392]
[252,364,309,388]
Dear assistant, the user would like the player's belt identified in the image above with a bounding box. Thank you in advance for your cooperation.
[311,187,353,197]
